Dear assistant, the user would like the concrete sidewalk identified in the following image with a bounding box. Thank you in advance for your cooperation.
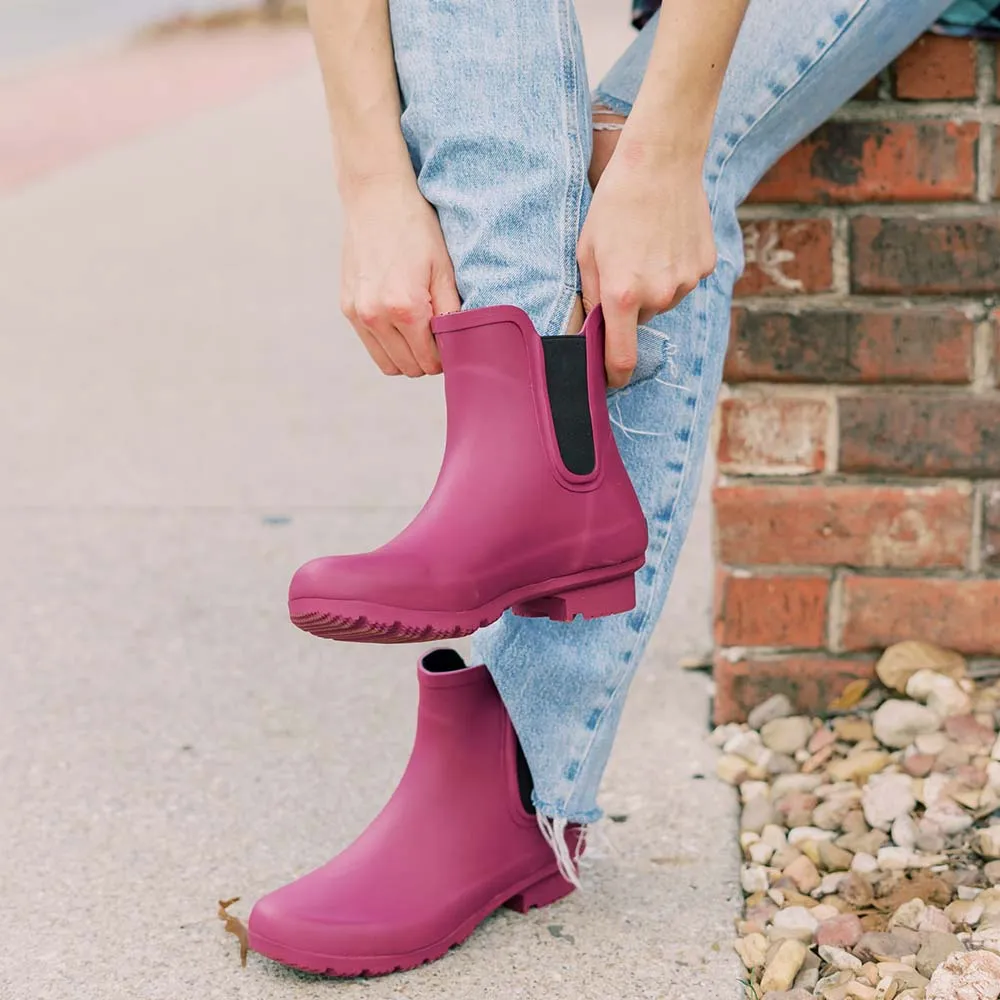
[0,17,738,1000]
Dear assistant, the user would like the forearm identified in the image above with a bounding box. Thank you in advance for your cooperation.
[307,0,414,193]
[623,0,748,166]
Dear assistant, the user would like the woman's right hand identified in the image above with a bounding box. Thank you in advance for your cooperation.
[340,176,461,377]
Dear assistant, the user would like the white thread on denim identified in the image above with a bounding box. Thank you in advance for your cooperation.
[536,812,583,889]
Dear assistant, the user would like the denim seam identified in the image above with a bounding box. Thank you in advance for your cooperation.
[557,268,731,817]
[707,0,871,267]
[542,0,588,339]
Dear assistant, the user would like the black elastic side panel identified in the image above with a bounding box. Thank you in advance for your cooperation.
[515,736,536,815]
[422,649,467,673]
[540,336,596,476]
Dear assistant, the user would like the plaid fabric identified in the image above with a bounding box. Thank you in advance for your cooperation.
[632,0,1000,38]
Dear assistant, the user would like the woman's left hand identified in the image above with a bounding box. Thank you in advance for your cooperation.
[578,139,717,388]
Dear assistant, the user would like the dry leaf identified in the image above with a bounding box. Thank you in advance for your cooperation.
[829,679,870,712]
[218,897,249,967]
[873,873,953,912]
[875,641,967,694]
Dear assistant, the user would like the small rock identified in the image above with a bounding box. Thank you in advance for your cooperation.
[876,963,929,990]
[767,752,801,775]
[761,824,788,849]
[852,852,879,875]
[878,846,947,870]
[717,754,749,785]
[810,727,838,754]
[785,855,822,894]
[834,717,875,743]
[816,970,855,999]
[818,841,855,873]
[725,729,767,763]
[817,913,864,949]
[863,773,917,832]
[816,872,849,896]
[890,814,918,851]
[915,732,950,755]
[770,906,819,942]
[772,773,824,797]
[709,722,743,747]
[906,669,972,717]
[935,740,973,770]
[748,693,794,731]
[873,700,942,750]
[734,931,768,969]
[811,904,840,923]
[789,826,837,847]
[741,796,777,834]
[838,829,889,855]
[815,796,859,831]
[820,944,863,971]
[974,827,1000,860]
[760,938,809,993]
[985,861,1000,885]
[917,906,954,934]
[888,898,926,931]
[876,640,967,694]
[741,863,770,894]
[945,899,984,927]
[992,732,1000,762]
[923,800,974,836]
[761,991,812,1000]
[854,929,921,963]
[846,984,877,1000]
[749,840,775,865]
[945,714,995,750]
[777,792,821,828]
[762,716,815,755]
[914,818,947,854]
[902,753,936,778]
[915,931,965,979]
[828,751,892,784]
[926,950,1000,1000]
[772,845,804,871]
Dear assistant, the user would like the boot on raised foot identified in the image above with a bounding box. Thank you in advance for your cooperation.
[289,305,647,643]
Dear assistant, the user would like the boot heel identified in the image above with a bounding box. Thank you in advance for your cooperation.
[512,574,636,622]
[504,870,575,914]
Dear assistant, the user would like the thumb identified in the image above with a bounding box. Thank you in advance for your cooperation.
[429,257,461,316]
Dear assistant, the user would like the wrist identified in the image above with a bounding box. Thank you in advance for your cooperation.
[614,126,707,175]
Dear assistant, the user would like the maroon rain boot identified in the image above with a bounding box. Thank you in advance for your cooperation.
[248,649,581,976]
[289,305,647,643]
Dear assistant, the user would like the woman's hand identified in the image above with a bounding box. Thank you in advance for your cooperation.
[578,139,717,388]
[341,176,461,377]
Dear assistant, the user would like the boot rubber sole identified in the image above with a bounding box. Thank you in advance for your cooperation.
[248,864,573,977]
[289,557,644,643]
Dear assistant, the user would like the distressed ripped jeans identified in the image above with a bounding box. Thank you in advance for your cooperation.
[388,0,952,828]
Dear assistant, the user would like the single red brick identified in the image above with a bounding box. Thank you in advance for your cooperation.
[735,219,834,296]
[748,121,978,204]
[726,307,974,385]
[715,573,830,648]
[984,484,1000,571]
[841,577,1000,655]
[851,216,1000,295]
[893,35,977,100]
[713,655,877,724]
[717,397,829,475]
[839,394,1000,477]
[714,483,972,569]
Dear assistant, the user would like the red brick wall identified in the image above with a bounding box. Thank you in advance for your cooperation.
[713,35,1000,723]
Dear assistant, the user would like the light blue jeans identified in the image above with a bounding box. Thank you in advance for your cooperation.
[389,0,952,826]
